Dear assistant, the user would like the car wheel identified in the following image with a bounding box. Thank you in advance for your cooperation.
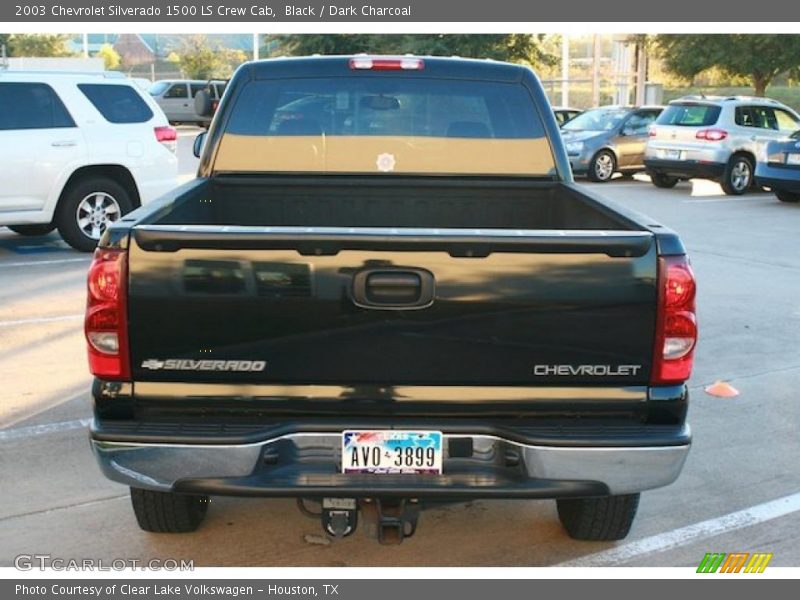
[650,172,679,189]
[588,150,616,183]
[776,191,800,203]
[56,177,133,252]
[556,493,640,541]
[8,224,56,236]
[721,155,754,196]
[130,488,210,533]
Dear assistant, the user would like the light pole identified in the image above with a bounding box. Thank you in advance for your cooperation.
[561,34,569,108]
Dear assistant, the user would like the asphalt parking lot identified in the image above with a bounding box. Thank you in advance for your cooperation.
[1,130,799,568]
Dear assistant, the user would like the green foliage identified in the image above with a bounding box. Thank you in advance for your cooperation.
[170,34,247,79]
[654,34,800,96]
[7,34,74,57]
[96,43,120,70]
[271,34,556,67]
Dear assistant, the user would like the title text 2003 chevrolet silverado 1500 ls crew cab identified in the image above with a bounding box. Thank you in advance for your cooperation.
[87,56,696,544]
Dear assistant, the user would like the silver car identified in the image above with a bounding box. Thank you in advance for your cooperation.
[149,79,223,125]
[561,106,663,182]
[645,96,800,194]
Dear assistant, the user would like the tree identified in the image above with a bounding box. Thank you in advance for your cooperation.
[169,34,247,79]
[7,34,74,57]
[273,34,556,67]
[96,43,120,70]
[654,34,800,96]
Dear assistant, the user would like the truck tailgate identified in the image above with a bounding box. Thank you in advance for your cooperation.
[126,226,657,387]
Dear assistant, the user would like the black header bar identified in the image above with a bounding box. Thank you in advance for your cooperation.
[3,0,799,23]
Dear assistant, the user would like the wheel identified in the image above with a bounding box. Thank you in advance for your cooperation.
[588,150,616,183]
[556,493,640,541]
[776,191,800,203]
[55,176,133,252]
[720,155,754,196]
[8,224,56,236]
[130,487,209,533]
[650,172,679,189]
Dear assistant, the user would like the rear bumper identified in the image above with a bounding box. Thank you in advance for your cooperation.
[90,425,691,498]
[645,159,726,180]
[755,164,800,193]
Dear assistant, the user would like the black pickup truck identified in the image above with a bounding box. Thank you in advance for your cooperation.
[87,56,696,544]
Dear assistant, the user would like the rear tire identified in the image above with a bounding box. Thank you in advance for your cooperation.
[56,176,133,252]
[8,224,56,236]
[776,191,800,203]
[650,172,679,189]
[720,155,754,196]
[130,487,209,533]
[588,150,617,183]
[556,493,640,541]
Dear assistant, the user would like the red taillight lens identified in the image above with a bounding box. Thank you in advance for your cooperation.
[85,248,129,380]
[648,126,657,137]
[349,57,425,71]
[696,128,728,141]
[652,255,697,385]
[154,125,178,153]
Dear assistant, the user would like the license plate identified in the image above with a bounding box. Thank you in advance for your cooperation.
[342,430,443,474]
[658,149,681,160]
[787,153,800,165]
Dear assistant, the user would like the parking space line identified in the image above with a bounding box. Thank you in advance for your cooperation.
[682,196,768,204]
[0,314,83,328]
[0,418,90,442]
[555,491,800,567]
[0,258,88,268]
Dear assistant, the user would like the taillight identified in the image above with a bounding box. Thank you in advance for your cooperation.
[349,57,424,71]
[154,125,177,153]
[696,129,728,141]
[652,255,697,385]
[85,248,130,380]
[648,126,657,137]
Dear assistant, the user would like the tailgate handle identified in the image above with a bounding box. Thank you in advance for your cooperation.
[352,268,435,310]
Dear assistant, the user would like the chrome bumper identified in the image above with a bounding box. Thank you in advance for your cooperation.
[91,429,690,497]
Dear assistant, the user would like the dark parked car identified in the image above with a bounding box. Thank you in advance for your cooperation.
[561,105,663,182]
[755,130,800,203]
[87,56,695,544]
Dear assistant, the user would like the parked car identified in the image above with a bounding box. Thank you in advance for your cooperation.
[192,79,228,127]
[561,105,663,182]
[755,130,800,203]
[645,96,800,194]
[149,79,219,125]
[88,56,695,543]
[0,71,178,251]
[552,106,582,127]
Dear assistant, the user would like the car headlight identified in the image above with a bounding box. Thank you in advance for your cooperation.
[565,141,584,155]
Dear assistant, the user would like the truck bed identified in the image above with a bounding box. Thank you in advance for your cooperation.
[147,176,637,231]
[122,176,661,398]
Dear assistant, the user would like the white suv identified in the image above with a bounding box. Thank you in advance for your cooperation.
[645,96,800,195]
[0,71,179,251]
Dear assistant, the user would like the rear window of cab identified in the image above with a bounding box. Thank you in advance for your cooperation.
[216,77,555,176]
[657,104,721,127]
[226,77,545,139]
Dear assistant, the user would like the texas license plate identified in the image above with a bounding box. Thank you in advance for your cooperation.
[342,430,443,474]
[787,153,800,165]
[658,149,681,160]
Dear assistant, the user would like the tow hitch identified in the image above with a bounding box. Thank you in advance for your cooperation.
[363,498,421,545]
[301,498,421,544]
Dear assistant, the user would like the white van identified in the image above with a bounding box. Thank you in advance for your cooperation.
[0,71,179,251]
